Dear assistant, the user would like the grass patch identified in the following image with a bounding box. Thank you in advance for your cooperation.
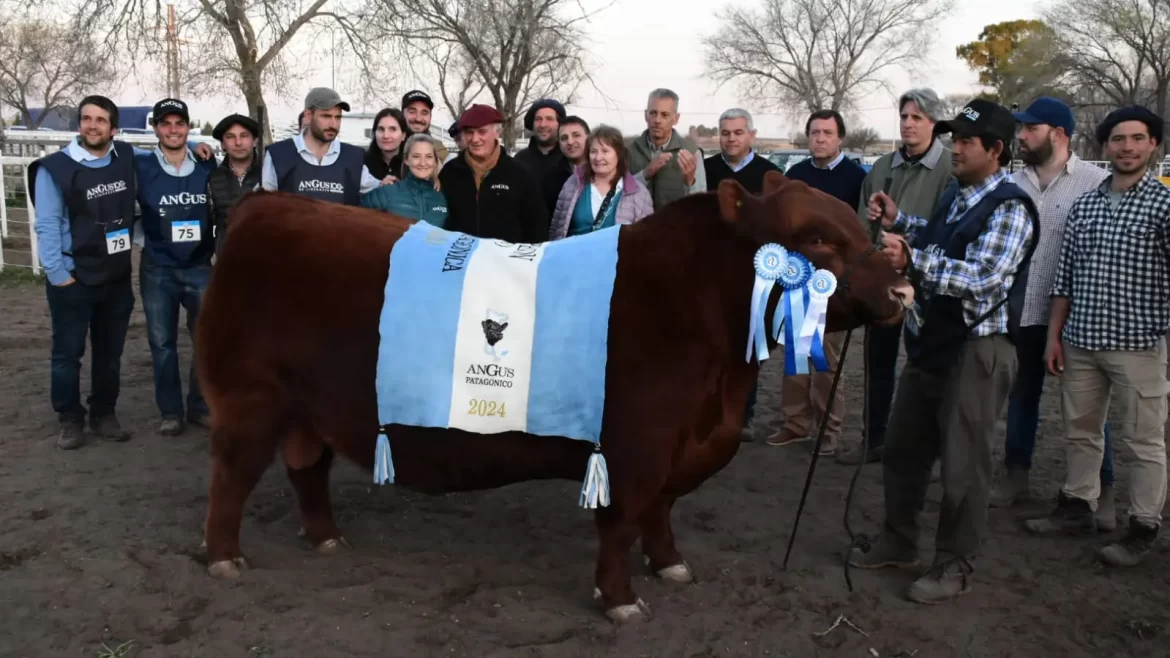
[0,266,44,287]
[96,640,136,658]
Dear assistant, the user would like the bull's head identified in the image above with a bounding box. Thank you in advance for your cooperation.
[716,171,913,330]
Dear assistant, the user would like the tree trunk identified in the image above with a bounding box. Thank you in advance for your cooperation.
[241,66,273,148]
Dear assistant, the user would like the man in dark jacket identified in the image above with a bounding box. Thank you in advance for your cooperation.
[208,114,262,252]
[514,98,570,215]
[439,104,549,243]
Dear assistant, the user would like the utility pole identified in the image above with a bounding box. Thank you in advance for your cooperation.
[165,4,181,97]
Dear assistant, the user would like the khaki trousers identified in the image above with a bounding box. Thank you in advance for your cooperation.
[781,331,846,439]
[1061,339,1169,526]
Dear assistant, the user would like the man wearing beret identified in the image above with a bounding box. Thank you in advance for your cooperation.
[851,99,1039,604]
[515,98,570,214]
[439,104,550,243]
[1026,105,1170,568]
[208,113,262,252]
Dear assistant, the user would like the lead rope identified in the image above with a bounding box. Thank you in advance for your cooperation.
[843,176,894,591]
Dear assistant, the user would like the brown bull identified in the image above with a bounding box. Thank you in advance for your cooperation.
[195,171,912,623]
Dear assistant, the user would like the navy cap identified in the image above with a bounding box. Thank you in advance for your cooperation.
[1013,97,1075,136]
[934,98,1016,145]
[152,98,190,124]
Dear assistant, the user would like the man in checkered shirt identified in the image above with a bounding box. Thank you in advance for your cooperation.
[1025,105,1170,567]
[848,99,1038,604]
[991,97,1117,526]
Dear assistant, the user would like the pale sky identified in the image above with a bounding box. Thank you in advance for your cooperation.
[117,0,1045,141]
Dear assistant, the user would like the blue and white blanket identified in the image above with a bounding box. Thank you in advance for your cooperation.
[372,222,620,506]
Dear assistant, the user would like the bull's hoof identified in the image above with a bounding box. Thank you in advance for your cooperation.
[605,598,651,624]
[208,556,249,579]
[655,562,695,584]
[314,537,351,555]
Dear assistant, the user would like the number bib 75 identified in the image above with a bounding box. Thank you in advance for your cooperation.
[171,221,201,242]
[106,228,130,254]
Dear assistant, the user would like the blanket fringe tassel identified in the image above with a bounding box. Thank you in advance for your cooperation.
[579,446,610,509]
[373,432,395,485]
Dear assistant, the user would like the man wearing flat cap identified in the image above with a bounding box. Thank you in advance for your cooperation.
[208,114,261,251]
[439,104,550,243]
[262,87,383,205]
[402,90,448,162]
[851,99,1039,604]
[1026,105,1170,569]
[515,98,569,214]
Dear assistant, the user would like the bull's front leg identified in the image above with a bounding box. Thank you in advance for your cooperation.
[593,506,650,623]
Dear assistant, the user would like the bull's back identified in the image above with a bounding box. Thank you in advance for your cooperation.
[196,193,410,417]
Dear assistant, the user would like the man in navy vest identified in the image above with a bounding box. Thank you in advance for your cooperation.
[136,97,218,436]
[848,99,1038,604]
[261,87,382,204]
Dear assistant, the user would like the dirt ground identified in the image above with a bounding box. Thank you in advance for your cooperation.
[2,261,1169,658]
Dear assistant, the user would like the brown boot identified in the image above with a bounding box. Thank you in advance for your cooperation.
[766,427,809,447]
[906,557,973,605]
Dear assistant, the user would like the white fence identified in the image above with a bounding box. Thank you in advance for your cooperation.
[1,130,1167,275]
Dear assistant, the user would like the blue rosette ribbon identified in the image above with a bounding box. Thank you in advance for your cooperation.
[775,252,813,375]
[799,269,837,373]
[745,243,787,362]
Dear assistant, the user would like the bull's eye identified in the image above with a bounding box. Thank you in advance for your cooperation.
[810,236,824,245]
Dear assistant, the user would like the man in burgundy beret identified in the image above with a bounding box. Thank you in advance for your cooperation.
[438,104,550,243]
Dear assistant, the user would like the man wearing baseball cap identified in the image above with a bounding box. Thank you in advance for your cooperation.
[1026,104,1170,567]
[402,90,449,162]
[134,97,220,435]
[208,113,262,251]
[990,97,1116,521]
[261,87,382,205]
[850,98,1040,604]
[438,103,549,243]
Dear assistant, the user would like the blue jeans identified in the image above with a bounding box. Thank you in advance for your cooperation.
[45,277,135,423]
[1005,325,1114,486]
[139,256,211,420]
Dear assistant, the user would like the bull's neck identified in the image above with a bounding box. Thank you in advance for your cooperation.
[622,194,761,363]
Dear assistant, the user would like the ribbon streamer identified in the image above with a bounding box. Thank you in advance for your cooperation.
[744,245,839,374]
[745,244,788,363]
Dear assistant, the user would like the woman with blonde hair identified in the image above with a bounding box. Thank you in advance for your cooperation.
[549,125,653,240]
[360,133,448,226]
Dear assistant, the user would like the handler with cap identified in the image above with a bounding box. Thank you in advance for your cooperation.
[262,87,382,205]
[135,97,220,436]
[849,99,1039,604]
[402,89,449,162]
[439,104,550,243]
[515,98,569,214]
[1025,105,1170,568]
[208,113,261,251]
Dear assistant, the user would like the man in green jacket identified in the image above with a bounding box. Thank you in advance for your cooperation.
[838,87,955,466]
[627,88,705,211]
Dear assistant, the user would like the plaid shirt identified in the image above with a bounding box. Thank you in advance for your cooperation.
[1051,173,1170,351]
[1012,156,1109,326]
[894,169,1035,336]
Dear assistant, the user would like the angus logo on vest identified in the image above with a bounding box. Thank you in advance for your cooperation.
[159,192,208,205]
[298,179,345,194]
[924,244,945,258]
[86,180,128,201]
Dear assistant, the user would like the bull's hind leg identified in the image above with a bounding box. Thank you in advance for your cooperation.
[640,494,694,584]
[205,421,280,579]
[283,431,347,554]
[594,505,652,623]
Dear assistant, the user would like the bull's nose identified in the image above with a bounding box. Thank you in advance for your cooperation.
[889,284,915,309]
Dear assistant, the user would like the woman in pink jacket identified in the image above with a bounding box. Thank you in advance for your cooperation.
[548,125,654,240]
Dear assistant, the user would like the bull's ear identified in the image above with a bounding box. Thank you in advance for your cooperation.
[762,170,788,195]
[717,178,749,224]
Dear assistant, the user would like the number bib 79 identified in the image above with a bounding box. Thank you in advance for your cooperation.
[171,221,201,242]
[105,228,130,254]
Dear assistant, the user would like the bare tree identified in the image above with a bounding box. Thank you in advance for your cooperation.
[843,125,881,153]
[938,93,976,120]
[413,42,486,123]
[370,0,601,147]
[0,15,118,128]
[1046,0,1170,119]
[57,0,378,144]
[703,0,954,116]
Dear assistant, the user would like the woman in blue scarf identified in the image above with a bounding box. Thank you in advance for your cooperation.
[360,134,448,227]
[548,125,654,240]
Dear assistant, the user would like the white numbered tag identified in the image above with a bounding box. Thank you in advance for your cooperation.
[171,221,201,243]
[105,228,130,254]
